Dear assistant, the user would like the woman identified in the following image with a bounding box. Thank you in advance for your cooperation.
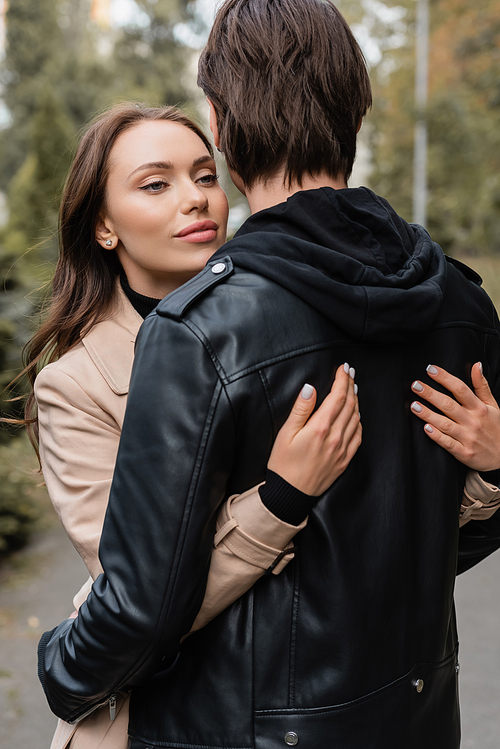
[22,104,361,749]
[23,103,499,747]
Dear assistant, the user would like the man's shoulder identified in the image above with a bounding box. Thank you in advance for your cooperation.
[442,255,498,334]
[152,255,333,381]
[155,256,286,323]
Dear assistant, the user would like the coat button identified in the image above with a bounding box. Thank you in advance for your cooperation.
[413,678,424,693]
[211,262,226,274]
[284,732,299,746]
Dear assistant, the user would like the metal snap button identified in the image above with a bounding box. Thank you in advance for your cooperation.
[284,731,299,746]
[413,678,424,693]
[456,662,460,675]
[211,262,226,274]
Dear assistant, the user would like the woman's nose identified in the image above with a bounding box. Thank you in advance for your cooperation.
[179,181,209,214]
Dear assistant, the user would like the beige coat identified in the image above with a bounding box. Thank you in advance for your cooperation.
[35,286,304,749]
[36,285,500,748]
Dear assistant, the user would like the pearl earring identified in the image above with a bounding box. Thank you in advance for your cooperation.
[105,240,112,247]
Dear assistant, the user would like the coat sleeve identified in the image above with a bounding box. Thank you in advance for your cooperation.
[35,364,121,581]
[38,313,243,722]
[459,471,500,527]
[188,486,306,634]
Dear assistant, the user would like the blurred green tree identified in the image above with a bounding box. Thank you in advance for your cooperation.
[0,0,195,550]
[365,0,500,255]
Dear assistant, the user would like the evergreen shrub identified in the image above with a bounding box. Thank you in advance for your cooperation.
[0,435,42,553]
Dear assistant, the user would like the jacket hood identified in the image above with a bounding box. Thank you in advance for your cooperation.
[214,187,448,343]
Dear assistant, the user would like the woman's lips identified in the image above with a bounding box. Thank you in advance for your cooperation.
[176,221,218,243]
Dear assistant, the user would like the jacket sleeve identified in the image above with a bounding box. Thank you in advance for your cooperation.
[37,344,301,635]
[38,313,246,722]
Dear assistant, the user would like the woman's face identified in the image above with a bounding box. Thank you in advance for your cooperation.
[96,119,229,298]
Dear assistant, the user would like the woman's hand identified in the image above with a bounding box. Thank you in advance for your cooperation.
[267,363,362,496]
[410,362,500,471]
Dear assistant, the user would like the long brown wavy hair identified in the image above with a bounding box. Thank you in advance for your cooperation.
[14,102,213,456]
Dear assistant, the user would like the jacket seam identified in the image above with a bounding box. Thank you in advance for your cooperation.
[180,318,237,428]
[184,319,499,387]
[154,383,225,657]
[257,649,458,718]
[221,340,355,383]
[432,321,498,336]
[259,369,278,433]
[183,319,228,382]
[288,555,299,707]
[130,740,252,749]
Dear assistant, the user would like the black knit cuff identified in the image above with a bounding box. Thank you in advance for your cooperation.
[479,469,500,489]
[37,627,57,690]
[259,469,315,526]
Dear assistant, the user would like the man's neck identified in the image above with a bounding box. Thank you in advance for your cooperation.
[244,171,348,215]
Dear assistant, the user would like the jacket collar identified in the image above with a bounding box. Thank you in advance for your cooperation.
[81,282,143,395]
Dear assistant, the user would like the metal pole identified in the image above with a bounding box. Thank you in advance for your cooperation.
[413,0,429,226]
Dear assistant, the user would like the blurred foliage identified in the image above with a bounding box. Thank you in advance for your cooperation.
[361,0,500,255]
[0,434,43,554]
[0,0,196,548]
[2,0,500,551]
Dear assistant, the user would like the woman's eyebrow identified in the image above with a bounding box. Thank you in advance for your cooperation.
[128,155,214,180]
[128,161,173,179]
[192,155,215,167]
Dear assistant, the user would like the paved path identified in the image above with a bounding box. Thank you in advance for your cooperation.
[0,517,499,747]
[0,521,88,747]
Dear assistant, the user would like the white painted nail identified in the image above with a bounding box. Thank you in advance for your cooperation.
[412,381,424,392]
[426,365,438,375]
[354,383,358,395]
[424,424,434,434]
[411,402,423,413]
[344,362,350,374]
[300,383,314,400]
[349,367,355,380]
[478,362,483,376]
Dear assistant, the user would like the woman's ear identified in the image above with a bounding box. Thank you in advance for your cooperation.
[207,99,220,150]
[95,216,118,250]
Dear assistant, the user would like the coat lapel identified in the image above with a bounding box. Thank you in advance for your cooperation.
[81,284,143,395]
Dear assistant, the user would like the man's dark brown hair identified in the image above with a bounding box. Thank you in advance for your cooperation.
[198,0,372,188]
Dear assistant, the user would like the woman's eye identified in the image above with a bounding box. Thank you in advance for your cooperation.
[197,173,219,186]
[140,181,168,192]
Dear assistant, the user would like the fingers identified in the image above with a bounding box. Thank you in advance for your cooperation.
[410,379,465,425]
[410,398,463,442]
[414,418,468,462]
[422,364,478,408]
[281,382,318,436]
[308,363,358,436]
[471,362,499,408]
[409,362,500,468]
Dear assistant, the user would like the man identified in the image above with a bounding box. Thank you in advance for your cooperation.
[39,1,500,746]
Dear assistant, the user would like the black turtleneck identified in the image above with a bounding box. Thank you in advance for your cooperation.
[119,272,314,526]
[120,273,161,320]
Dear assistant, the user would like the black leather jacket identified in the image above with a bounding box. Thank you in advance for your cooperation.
[39,188,500,749]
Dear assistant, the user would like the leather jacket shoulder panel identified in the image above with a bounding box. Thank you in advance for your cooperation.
[156,257,234,321]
